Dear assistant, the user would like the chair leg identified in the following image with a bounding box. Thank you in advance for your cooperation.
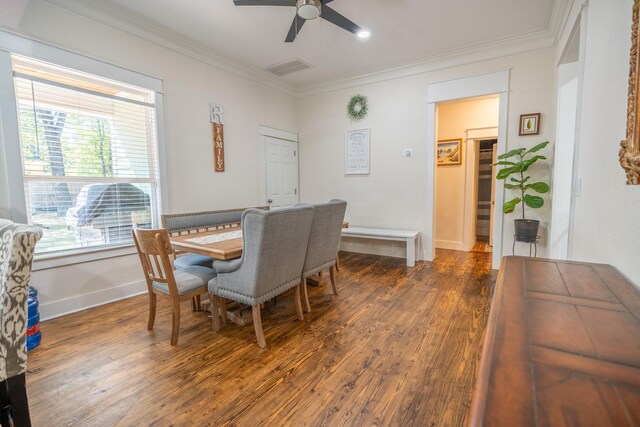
[219,297,228,324]
[147,292,157,330]
[252,305,267,348]
[329,266,338,295]
[170,299,180,346]
[193,294,202,312]
[210,293,221,332]
[294,284,304,321]
[6,373,32,427]
[335,254,340,271]
[301,277,311,313]
[0,379,11,427]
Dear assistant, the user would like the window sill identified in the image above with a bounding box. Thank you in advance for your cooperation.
[33,244,138,271]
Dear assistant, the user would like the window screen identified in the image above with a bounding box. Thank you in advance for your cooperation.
[12,56,161,254]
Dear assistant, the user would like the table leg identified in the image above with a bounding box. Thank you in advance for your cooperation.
[306,276,322,286]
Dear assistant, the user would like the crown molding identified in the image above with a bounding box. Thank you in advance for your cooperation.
[38,0,570,99]
[40,0,297,96]
[296,30,556,97]
[297,0,571,96]
[550,0,579,46]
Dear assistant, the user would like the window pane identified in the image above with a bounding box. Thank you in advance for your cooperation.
[27,181,153,253]
[14,77,157,180]
[13,56,160,255]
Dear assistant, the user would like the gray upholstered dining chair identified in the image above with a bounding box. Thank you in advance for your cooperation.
[0,219,42,427]
[208,205,315,348]
[131,226,215,346]
[300,199,347,312]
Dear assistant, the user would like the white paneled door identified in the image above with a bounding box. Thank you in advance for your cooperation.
[265,136,299,207]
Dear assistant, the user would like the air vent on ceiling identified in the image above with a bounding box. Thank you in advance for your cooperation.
[266,59,311,76]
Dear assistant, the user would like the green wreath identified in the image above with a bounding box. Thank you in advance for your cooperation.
[347,94,368,120]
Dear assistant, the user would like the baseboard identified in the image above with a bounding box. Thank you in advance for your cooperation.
[39,279,147,321]
[435,240,466,251]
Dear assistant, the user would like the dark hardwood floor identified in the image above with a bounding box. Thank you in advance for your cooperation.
[26,250,496,426]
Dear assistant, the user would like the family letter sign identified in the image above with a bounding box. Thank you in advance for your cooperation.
[210,103,225,172]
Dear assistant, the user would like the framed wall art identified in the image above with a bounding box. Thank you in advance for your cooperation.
[519,113,541,136]
[437,139,462,166]
[345,129,370,175]
[620,0,640,184]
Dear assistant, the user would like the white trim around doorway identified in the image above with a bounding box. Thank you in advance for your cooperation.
[426,70,510,269]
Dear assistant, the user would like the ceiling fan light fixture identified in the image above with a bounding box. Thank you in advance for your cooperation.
[297,0,321,20]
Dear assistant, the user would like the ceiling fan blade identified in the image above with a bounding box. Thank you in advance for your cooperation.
[233,0,296,6]
[285,15,306,43]
[320,5,361,35]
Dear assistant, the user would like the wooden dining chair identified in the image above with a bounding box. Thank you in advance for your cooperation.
[300,199,347,312]
[131,226,215,346]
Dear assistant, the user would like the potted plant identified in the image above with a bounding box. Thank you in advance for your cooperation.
[494,141,551,242]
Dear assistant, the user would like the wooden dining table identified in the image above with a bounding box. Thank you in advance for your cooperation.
[170,227,243,260]
[169,221,349,261]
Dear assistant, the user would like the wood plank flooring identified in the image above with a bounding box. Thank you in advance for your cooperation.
[26,250,496,426]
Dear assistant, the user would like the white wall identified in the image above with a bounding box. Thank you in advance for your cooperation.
[299,49,556,260]
[436,97,499,251]
[550,62,578,259]
[0,0,298,318]
[567,0,640,285]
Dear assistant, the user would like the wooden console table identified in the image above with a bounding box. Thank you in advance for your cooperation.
[469,256,640,426]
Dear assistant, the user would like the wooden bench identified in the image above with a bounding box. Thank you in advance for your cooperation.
[161,206,269,236]
[469,256,640,426]
[340,227,420,267]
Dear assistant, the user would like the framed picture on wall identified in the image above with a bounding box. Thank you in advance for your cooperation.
[437,139,462,166]
[345,129,370,174]
[519,113,541,136]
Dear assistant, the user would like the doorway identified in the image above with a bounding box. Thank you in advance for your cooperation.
[426,70,509,269]
[474,139,497,252]
[260,126,300,207]
[434,96,499,257]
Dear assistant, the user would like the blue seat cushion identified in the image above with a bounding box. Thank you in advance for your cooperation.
[174,254,214,269]
[152,266,216,295]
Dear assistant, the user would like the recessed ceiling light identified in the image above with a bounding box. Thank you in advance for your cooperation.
[357,30,371,40]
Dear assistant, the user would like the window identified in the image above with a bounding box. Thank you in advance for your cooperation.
[12,56,161,254]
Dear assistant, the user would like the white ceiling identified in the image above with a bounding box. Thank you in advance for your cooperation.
[48,0,565,90]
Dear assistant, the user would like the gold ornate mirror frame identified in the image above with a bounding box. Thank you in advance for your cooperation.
[621,0,640,184]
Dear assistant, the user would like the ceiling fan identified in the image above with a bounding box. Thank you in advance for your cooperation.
[233,0,364,43]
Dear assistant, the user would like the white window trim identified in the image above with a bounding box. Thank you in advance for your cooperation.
[0,32,167,270]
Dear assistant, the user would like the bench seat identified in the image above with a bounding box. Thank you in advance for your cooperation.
[162,206,268,272]
[341,227,419,267]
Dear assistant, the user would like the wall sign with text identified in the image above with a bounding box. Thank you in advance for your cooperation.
[210,103,225,172]
[345,129,370,175]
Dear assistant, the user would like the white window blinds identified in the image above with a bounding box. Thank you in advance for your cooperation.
[12,56,161,254]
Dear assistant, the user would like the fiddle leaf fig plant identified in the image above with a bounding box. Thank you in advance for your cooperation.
[494,141,551,219]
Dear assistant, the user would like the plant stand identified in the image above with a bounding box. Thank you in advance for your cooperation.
[512,234,540,257]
